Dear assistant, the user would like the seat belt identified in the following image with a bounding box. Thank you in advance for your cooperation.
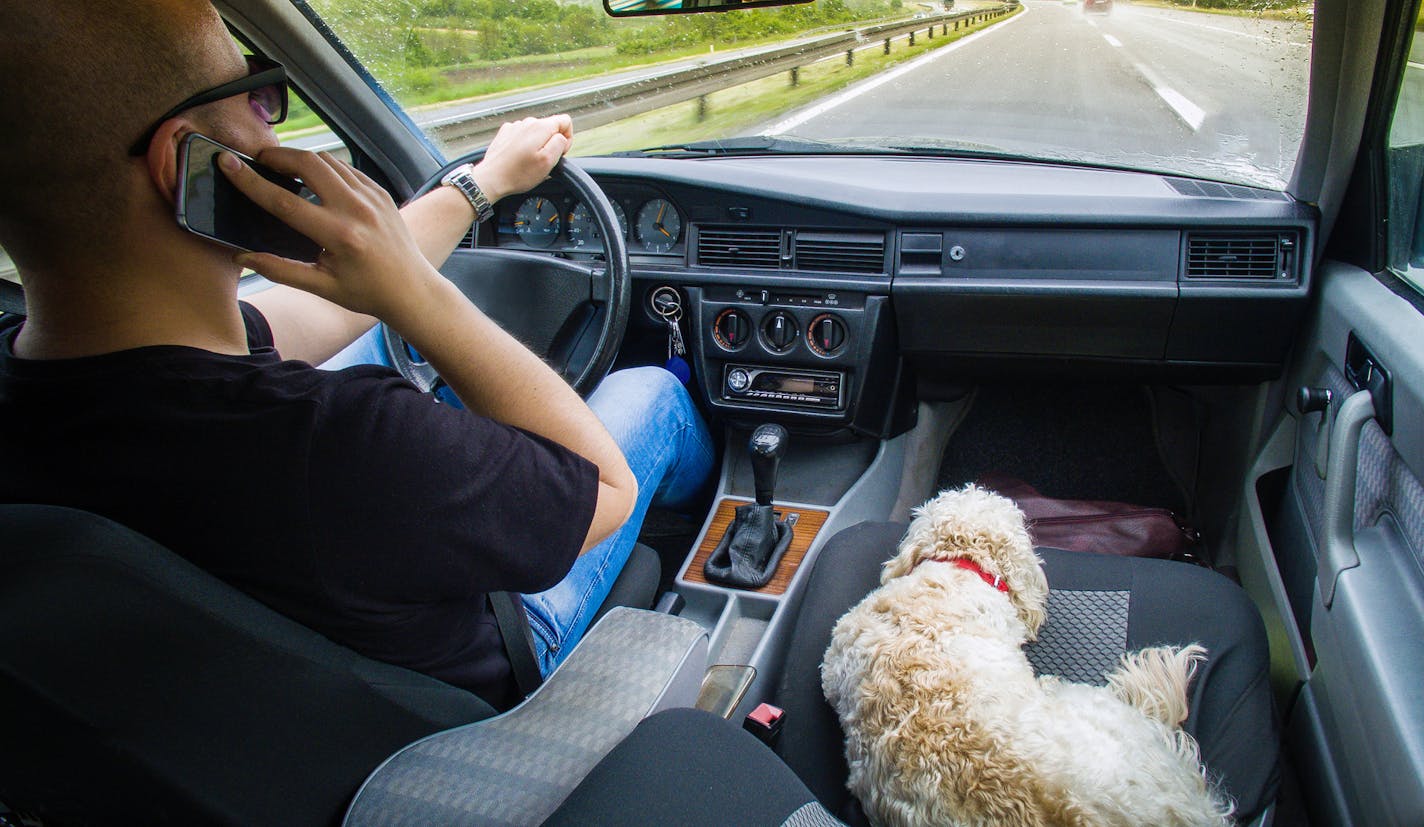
[489,591,543,699]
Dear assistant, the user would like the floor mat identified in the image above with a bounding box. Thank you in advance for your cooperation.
[936,383,1192,517]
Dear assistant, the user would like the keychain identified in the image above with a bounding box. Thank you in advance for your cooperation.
[653,293,691,385]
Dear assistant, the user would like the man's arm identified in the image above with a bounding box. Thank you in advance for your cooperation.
[218,135,635,555]
[249,116,575,365]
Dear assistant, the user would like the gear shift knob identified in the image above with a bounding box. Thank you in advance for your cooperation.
[749,424,788,506]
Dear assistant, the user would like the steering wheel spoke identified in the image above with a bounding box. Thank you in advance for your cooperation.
[386,158,630,397]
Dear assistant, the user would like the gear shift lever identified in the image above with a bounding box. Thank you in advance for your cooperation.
[703,424,796,590]
[750,424,787,506]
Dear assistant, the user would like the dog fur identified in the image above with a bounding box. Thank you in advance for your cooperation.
[821,485,1234,827]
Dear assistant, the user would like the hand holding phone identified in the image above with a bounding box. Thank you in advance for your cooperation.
[176,133,323,263]
[205,141,449,326]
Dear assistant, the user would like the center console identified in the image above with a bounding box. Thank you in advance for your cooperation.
[638,271,914,719]
[668,422,910,723]
[679,285,909,437]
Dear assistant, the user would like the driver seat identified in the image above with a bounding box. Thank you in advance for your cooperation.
[0,503,655,825]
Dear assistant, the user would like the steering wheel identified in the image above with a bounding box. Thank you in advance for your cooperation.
[384,155,631,398]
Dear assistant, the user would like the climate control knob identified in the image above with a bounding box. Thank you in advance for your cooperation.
[807,313,848,357]
[761,311,798,353]
[713,308,751,351]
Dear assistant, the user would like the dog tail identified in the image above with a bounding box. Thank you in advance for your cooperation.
[1107,643,1206,729]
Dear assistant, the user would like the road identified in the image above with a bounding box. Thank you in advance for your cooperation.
[286,1,1308,189]
[763,0,1310,188]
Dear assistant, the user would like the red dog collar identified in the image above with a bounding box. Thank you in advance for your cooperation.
[952,559,1010,594]
[918,557,1011,594]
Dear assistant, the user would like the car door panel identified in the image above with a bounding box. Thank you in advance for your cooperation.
[1274,262,1424,826]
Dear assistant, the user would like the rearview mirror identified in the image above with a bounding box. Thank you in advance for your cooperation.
[605,0,813,17]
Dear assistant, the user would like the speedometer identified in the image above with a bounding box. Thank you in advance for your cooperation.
[567,201,629,248]
[635,198,681,254]
[513,196,562,248]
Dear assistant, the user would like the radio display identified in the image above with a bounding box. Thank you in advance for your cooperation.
[755,375,817,394]
[724,365,843,410]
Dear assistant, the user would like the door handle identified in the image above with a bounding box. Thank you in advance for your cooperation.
[1318,388,1375,607]
[1346,332,1393,434]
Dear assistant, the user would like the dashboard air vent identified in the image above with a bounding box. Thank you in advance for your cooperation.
[1165,178,1287,202]
[794,232,887,274]
[698,228,784,269]
[459,226,477,250]
[1185,233,1294,279]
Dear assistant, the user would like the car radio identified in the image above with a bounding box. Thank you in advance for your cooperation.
[721,365,845,410]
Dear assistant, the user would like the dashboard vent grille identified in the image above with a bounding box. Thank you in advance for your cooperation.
[459,226,477,249]
[697,228,783,269]
[1185,233,1292,279]
[794,232,886,274]
[1165,178,1287,201]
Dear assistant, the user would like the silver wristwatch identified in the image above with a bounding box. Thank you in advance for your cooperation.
[440,163,493,223]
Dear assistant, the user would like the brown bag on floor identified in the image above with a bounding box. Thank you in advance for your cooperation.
[977,473,1201,562]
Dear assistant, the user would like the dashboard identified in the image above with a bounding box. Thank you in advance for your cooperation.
[493,182,688,258]
[469,154,1318,437]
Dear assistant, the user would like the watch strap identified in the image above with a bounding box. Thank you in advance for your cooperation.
[440,163,493,223]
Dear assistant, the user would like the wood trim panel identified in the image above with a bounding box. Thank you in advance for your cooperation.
[681,498,830,596]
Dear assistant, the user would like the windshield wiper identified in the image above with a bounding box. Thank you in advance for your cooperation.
[616,135,907,157]
[881,139,1019,159]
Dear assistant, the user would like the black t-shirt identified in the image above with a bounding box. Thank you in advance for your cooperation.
[0,303,598,705]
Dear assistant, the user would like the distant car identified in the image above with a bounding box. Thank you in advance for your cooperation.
[1083,0,1112,13]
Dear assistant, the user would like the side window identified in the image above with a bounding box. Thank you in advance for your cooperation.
[276,90,352,164]
[1386,24,1424,295]
[0,245,15,286]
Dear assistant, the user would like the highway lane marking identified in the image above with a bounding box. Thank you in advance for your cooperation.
[1113,44,1207,132]
[1143,13,1310,48]
[1103,33,1123,47]
[763,4,1031,135]
[1155,86,1205,130]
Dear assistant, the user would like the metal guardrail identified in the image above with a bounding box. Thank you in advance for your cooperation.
[422,5,1017,152]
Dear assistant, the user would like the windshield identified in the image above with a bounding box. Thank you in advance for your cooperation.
[297,0,1310,189]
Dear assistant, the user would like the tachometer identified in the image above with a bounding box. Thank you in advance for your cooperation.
[635,198,682,254]
[567,201,629,248]
[513,196,562,248]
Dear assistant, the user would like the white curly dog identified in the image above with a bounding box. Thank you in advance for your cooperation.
[821,484,1234,827]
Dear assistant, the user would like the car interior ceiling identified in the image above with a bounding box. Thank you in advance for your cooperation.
[6,0,1424,821]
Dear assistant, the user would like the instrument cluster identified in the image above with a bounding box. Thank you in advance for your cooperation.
[493,183,685,257]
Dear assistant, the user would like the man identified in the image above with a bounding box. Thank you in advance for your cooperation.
[0,0,712,708]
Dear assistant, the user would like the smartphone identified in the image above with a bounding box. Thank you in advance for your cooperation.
[175,133,323,263]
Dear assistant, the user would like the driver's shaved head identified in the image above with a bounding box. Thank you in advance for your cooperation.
[0,0,234,268]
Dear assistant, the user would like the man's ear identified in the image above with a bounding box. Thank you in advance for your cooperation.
[144,118,197,206]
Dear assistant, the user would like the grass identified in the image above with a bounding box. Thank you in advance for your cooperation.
[572,6,1022,155]
[277,12,918,135]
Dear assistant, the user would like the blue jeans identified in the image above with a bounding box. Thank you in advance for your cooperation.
[522,366,715,675]
[323,329,715,676]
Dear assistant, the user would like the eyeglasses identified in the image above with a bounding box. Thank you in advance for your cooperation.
[127,55,288,157]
